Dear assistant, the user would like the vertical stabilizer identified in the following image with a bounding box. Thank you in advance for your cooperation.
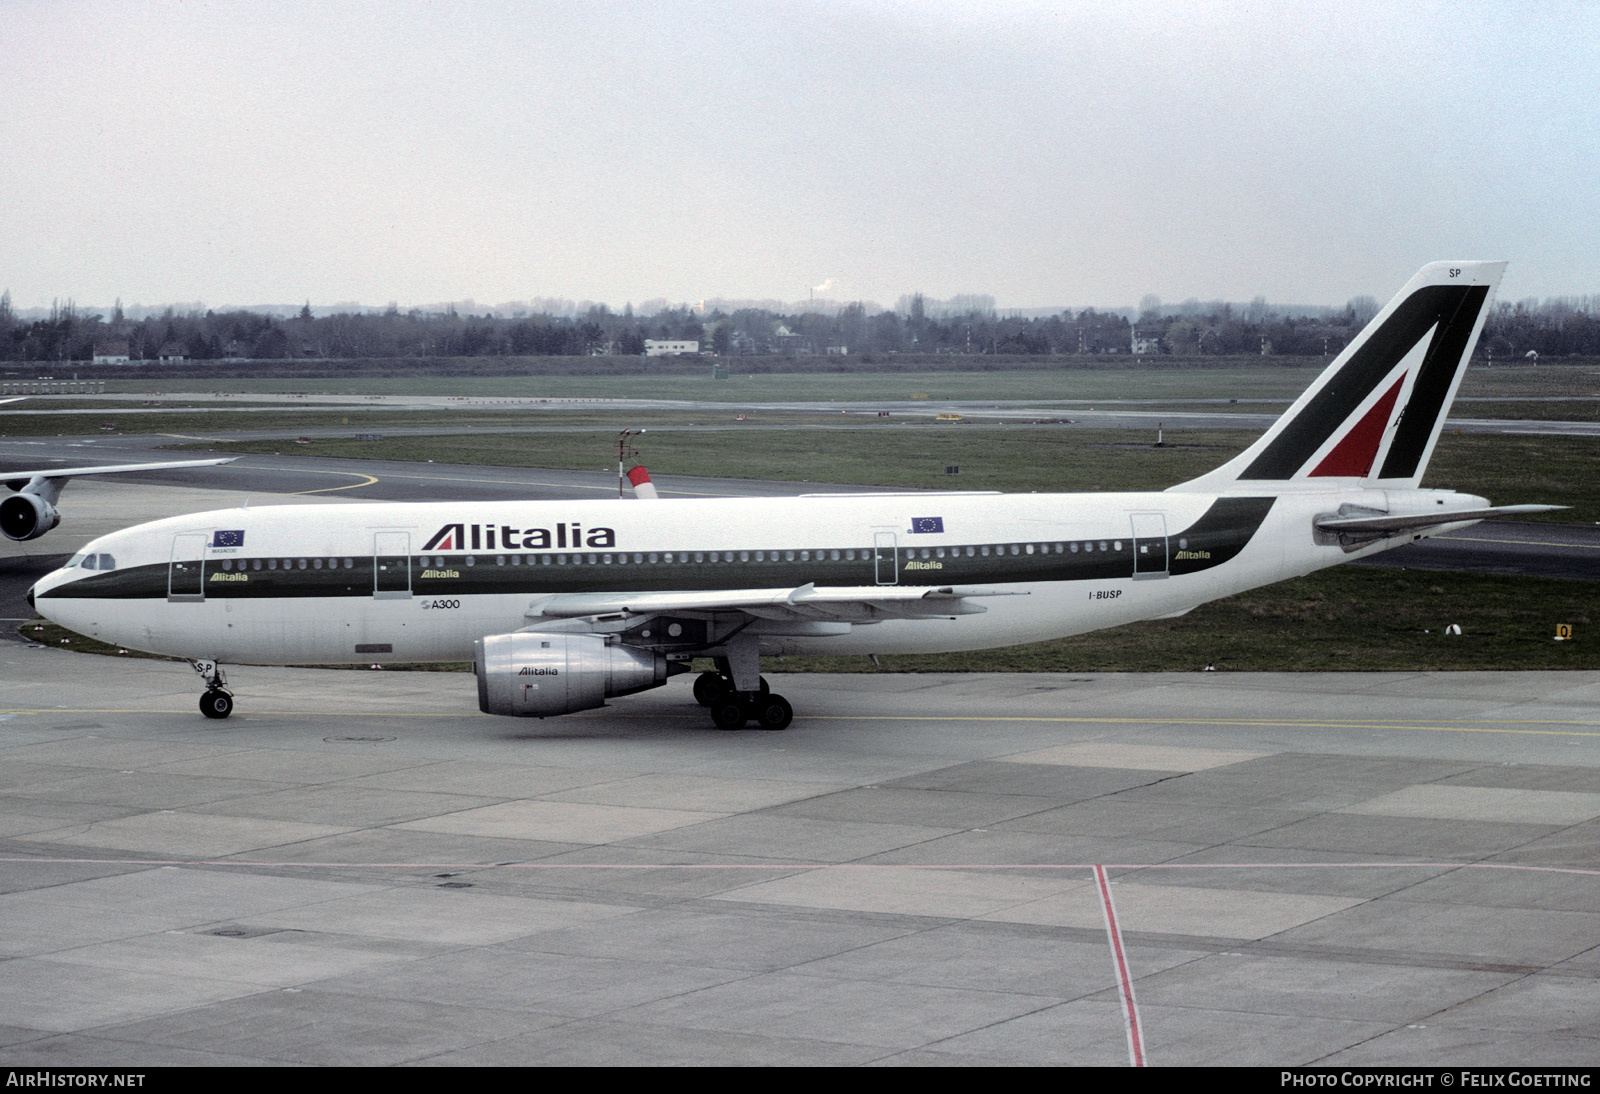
[1173,261,1504,493]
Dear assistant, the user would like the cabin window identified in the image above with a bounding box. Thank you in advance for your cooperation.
[648,553,659,563]
[633,553,644,563]
[1113,541,1122,551]
[1025,544,1034,555]
[1070,542,1079,553]
[1177,538,1187,549]
[785,551,795,562]
[556,555,567,565]
[966,546,976,557]
[1099,542,1109,552]
[693,552,704,563]
[980,546,990,556]
[587,554,597,565]
[466,555,476,566]
[313,558,323,569]
[221,559,232,571]
[540,555,551,565]
[739,551,749,562]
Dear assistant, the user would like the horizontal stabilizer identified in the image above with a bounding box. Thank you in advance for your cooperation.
[1314,504,1566,536]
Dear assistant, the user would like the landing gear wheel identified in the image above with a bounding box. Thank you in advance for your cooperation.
[693,672,730,707]
[199,690,234,720]
[752,694,793,731]
[710,700,749,730]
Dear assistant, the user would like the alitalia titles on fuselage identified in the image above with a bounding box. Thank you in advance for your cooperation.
[423,522,616,552]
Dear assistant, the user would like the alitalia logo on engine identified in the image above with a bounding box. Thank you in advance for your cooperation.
[518,666,559,675]
[423,522,616,551]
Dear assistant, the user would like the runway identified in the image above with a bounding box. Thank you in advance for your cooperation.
[0,658,1595,1065]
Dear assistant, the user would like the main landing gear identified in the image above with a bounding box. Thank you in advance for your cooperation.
[692,671,793,731]
[192,659,234,720]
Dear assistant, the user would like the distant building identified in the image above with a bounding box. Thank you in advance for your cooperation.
[1131,329,1161,355]
[644,339,699,357]
[156,343,186,362]
[92,341,130,364]
[825,345,849,356]
[772,325,810,354]
[222,341,250,361]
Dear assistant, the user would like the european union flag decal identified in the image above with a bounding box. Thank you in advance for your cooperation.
[908,517,944,534]
[212,530,245,548]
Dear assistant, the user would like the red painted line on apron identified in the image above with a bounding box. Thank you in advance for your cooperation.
[1095,864,1146,1068]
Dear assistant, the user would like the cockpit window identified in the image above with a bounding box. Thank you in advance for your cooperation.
[66,552,88,568]
[97,553,115,571]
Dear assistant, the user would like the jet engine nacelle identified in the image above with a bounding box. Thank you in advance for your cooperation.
[0,492,61,541]
[474,632,683,717]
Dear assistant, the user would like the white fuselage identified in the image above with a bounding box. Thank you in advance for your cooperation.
[30,486,1483,666]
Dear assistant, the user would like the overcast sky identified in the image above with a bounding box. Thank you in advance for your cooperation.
[4,0,1596,312]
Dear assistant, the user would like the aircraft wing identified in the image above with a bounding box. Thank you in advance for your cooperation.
[2,457,237,489]
[1313,504,1565,536]
[527,583,1028,623]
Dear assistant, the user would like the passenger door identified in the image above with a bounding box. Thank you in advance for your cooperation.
[874,532,898,585]
[373,531,411,599]
[1130,513,1168,580]
[168,533,207,602]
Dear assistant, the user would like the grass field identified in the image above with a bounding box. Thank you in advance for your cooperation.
[761,565,1598,673]
[49,360,1598,403]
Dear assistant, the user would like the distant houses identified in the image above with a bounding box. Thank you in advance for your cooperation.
[156,343,186,362]
[644,339,700,357]
[1131,329,1161,355]
[91,341,130,364]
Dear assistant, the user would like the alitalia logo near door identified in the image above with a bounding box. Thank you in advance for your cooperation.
[422,523,616,551]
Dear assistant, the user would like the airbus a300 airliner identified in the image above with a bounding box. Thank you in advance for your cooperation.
[27,262,1556,730]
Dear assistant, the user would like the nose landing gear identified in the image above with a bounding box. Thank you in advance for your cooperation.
[191,659,234,720]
